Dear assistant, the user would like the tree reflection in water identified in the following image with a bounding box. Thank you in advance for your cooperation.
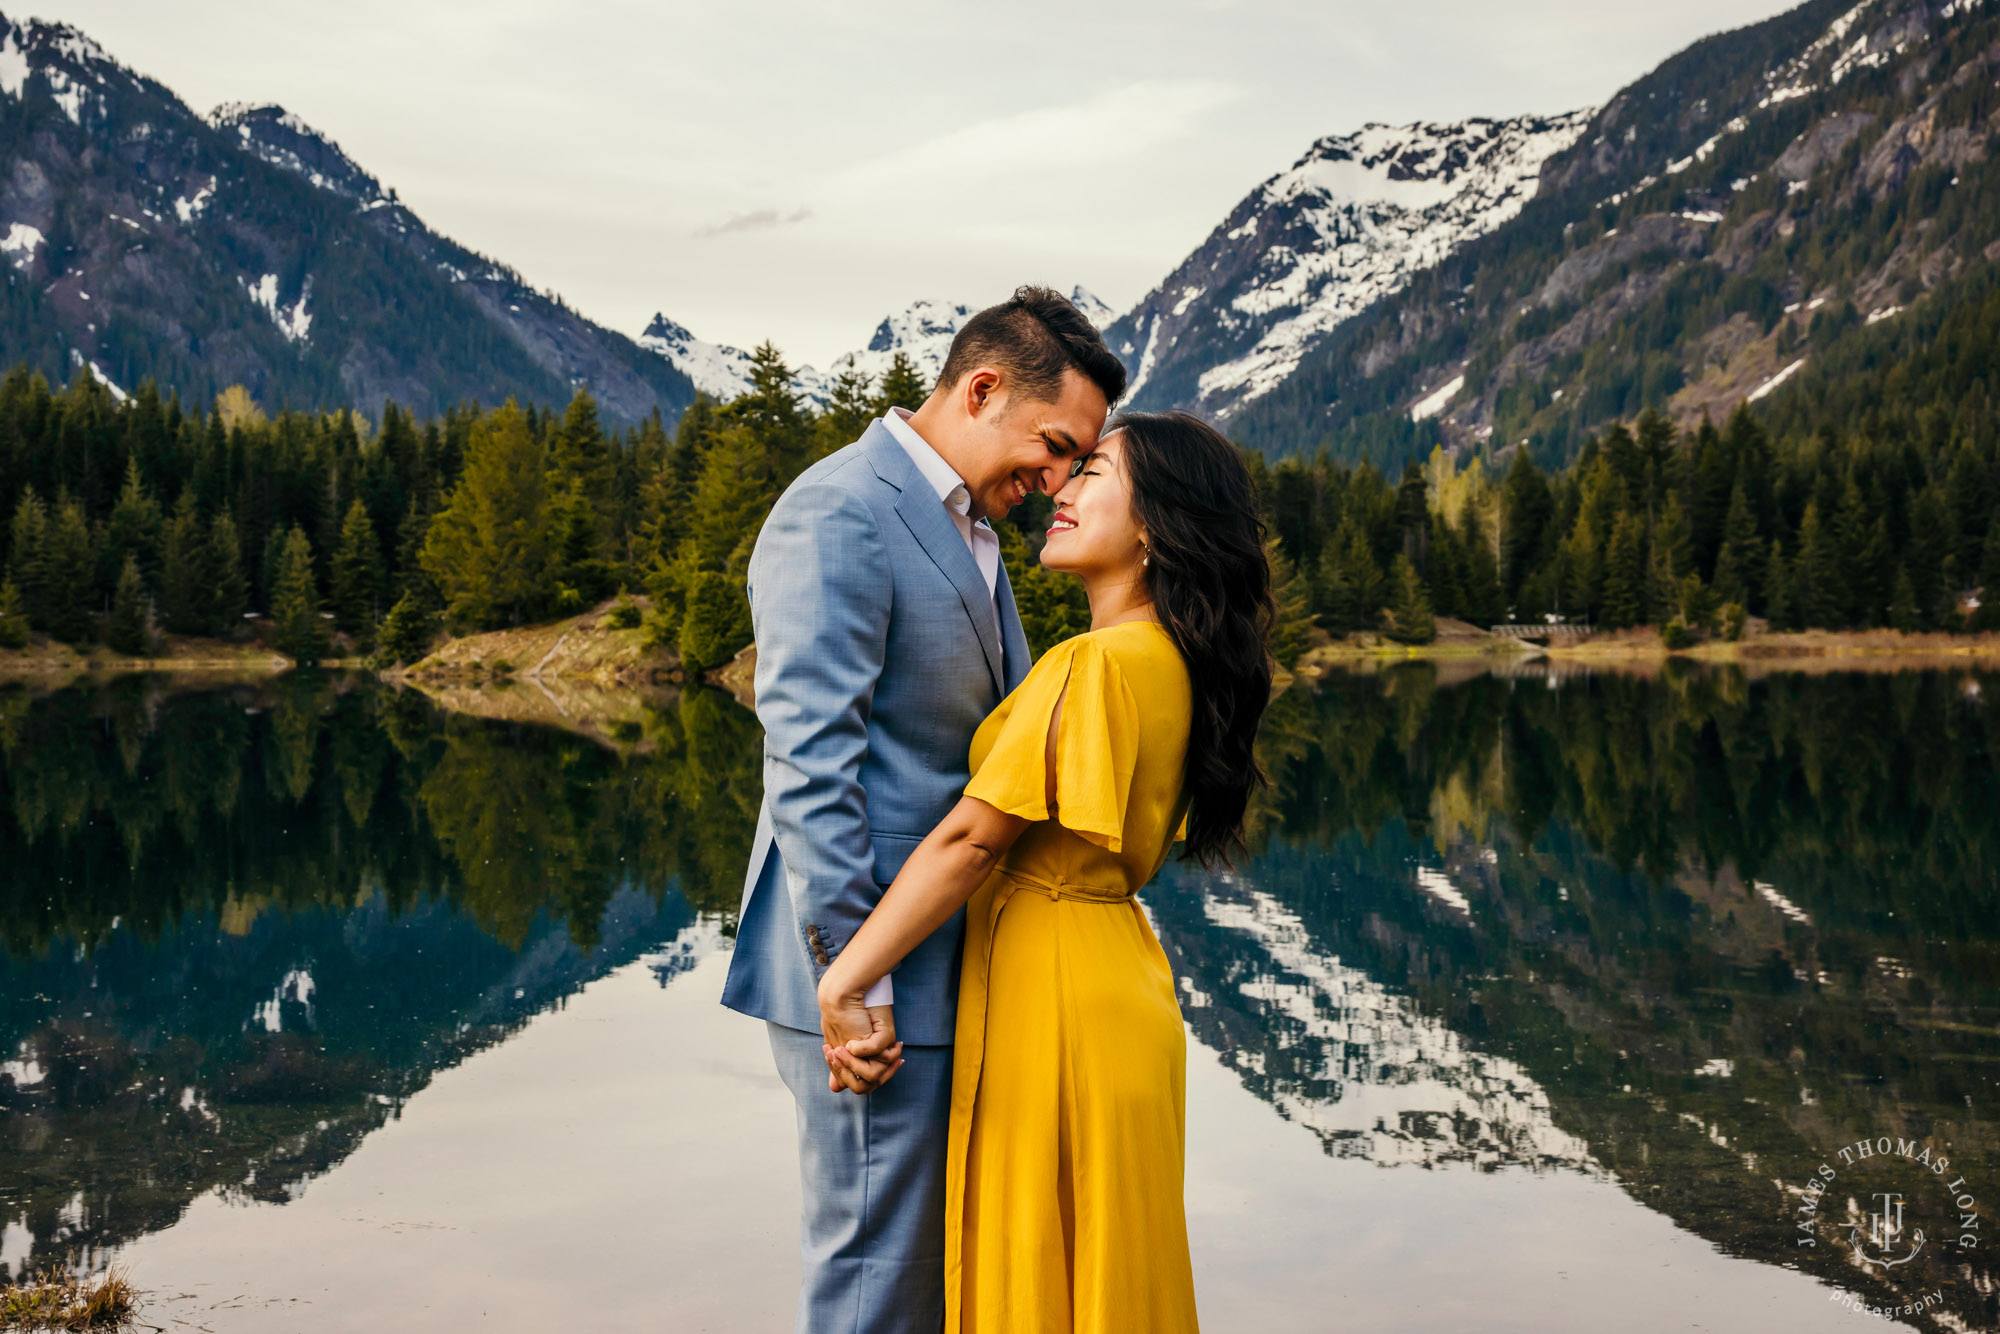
[0,676,758,1278]
[1156,661,1998,1330]
[0,665,1993,1328]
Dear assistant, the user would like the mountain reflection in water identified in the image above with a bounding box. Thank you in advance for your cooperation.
[0,664,1994,1331]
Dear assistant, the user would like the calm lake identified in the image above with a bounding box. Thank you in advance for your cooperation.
[2,663,1996,1332]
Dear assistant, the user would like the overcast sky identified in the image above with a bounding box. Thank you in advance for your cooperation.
[42,0,1800,367]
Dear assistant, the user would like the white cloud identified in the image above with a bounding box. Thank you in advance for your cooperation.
[835,79,1243,194]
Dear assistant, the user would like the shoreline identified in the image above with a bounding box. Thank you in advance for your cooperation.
[1291,625,2000,681]
[8,625,1996,690]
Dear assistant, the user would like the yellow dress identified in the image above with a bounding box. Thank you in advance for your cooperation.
[946,620,1199,1334]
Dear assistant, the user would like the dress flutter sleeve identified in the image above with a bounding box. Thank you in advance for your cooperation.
[963,636,1139,853]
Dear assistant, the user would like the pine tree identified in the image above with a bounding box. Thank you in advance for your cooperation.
[161,489,206,636]
[1888,564,1921,632]
[206,508,249,635]
[1384,554,1436,644]
[1500,448,1553,605]
[100,456,163,595]
[271,525,327,666]
[1458,510,1504,627]
[873,352,929,415]
[1711,479,1762,610]
[548,478,615,613]
[330,498,382,645]
[1601,512,1646,628]
[1905,486,1956,629]
[1560,514,1604,623]
[44,495,96,644]
[1795,501,1846,630]
[1764,543,1797,631]
[7,487,50,630]
[1268,543,1315,668]
[733,343,812,481]
[687,426,776,574]
[1689,421,1733,579]
[1635,407,1677,512]
[1395,462,1430,569]
[1332,517,1385,632]
[819,369,876,448]
[392,500,432,605]
[106,554,152,657]
[421,401,550,629]
[0,579,28,650]
[679,569,751,671]
[377,589,439,665]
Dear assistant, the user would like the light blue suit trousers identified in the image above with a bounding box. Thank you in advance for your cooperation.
[768,1015,952,1334]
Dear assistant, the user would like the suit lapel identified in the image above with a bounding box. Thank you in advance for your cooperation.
[865,425,1006,694]
[993,556,1031,690]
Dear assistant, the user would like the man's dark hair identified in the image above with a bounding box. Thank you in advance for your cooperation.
[936,285,1126,409]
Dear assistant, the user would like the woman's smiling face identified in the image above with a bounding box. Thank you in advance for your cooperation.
[1039,427,1147,577]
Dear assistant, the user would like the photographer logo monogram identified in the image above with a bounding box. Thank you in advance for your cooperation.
[1790,1134,1985,1316]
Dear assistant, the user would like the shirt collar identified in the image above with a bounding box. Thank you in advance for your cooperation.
[883,407,976,519]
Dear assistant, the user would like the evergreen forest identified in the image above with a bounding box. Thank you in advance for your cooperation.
[2,320,1997,674]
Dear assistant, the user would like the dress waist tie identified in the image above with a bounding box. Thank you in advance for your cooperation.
[993,865,1132,905]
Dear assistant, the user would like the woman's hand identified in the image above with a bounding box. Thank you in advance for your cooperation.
[818,973,903,1095]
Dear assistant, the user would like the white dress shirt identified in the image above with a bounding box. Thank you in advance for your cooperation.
[882,407,1002,642]
[856,408,1002,1008]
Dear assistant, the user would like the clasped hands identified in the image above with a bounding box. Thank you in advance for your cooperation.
[817,974,904,1095]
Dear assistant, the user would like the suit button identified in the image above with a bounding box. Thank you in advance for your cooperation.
[806,925,821,940]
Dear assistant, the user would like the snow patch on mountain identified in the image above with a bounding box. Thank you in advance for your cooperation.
[1409,373,1464,422]
[638,313,760,402]
[1109,113,1592,418]
[1,222,43,269]
[0,27,27,99]
[241,272,313,342]
[174,177,214,224]
[1066,285,1118,329]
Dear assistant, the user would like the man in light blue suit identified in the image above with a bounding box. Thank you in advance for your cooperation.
[722,286,1128,1334]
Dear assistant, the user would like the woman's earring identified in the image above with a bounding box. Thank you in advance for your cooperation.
[1140,544,1150,568]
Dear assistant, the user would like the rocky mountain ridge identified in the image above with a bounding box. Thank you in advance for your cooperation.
[1106,114,1595,423]
[641,286,1115,405]
[0,14,695,424]
[1218,0,2000,464]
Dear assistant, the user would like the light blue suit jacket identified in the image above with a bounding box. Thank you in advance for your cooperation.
[721,421,1033,1046]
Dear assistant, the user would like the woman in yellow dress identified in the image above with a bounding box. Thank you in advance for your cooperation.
[815,410,1276,1333]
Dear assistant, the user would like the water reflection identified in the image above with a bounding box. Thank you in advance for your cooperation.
[0,676,756,1275]
[0,664,1995,1329]
[1158,663,2000,1329]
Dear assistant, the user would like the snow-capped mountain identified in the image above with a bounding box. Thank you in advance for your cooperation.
[641,286,1117,405]
[0,13,695,423]
[637,313,759,403]
[829,297,976,390]
[1213,0,2000,465]
[1104,114,1593,419]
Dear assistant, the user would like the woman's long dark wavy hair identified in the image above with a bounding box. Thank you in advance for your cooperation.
[1113,410,1274,866]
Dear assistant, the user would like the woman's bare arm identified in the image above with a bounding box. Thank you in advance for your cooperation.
[818,793,1028,1012]
[816,697,1063,1091]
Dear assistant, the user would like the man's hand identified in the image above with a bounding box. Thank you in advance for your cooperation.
[818,981,904,1095]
